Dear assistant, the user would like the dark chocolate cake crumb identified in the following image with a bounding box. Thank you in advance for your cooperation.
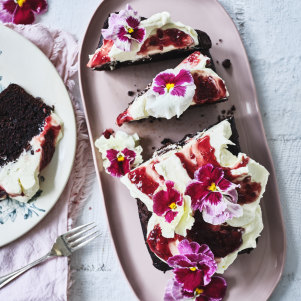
[219,38,223,42]
[151,146,156,150]
[161,138,174,145]
[216,60,219,64]
[0,84,52,167]
[216,42,218,45]
[222,59,231,69]
[218,105,236,122]
[127,91,135,97]
[137,89,141,93]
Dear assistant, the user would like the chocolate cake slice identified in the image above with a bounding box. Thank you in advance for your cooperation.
[0,84,63,203]
[121,119,269,273]
[87,5,212,71]
[116,51,229,126]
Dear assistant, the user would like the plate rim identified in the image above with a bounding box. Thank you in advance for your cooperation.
[0,24,77,247]
[78,0,286,299]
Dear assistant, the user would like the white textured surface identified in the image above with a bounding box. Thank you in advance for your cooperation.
[41,1,300,300]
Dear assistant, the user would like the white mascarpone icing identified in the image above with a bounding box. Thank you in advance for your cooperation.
[121,120,269,272]
[0,113,63,203]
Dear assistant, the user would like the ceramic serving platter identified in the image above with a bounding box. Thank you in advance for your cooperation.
[79,0,286,300]
[0,25,76,247]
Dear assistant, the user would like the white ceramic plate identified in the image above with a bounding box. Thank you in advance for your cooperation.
[0,25,76,247]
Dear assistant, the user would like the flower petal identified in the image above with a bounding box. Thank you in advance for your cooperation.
[27,0,48,14]
[218,177,235,191]
[177,239,201,255]
[2,0,16,14]
[106,149,119,162]
[13,6,35,24]
[122,148,136,162]
[174,69,194,86]
[170,85,187,97]
[194,163,214,182]
[203,276,227,300]
[126,15,139,28]
[185,180,209,211]
[174,268,203,292]
[165,210,178,223]
[153,85,166,95]
[131,27,145,43]
[154,71,176,88]
[167,254,194,269]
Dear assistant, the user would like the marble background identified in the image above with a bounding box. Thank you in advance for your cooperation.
[41,0,301,300]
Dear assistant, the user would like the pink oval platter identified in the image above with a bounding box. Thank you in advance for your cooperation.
[79,0,286,300]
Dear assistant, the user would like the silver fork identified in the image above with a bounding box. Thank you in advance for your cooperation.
[0,222,100,289]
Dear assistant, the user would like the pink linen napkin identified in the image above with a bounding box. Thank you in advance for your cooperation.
[0,24,94,301]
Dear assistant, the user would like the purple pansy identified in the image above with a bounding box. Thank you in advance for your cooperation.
[185,164,243,225]
[167,240,218,293]
[0,0,47,24]
[153,69,194,97]
[153,181,183,223]
[164,275,227,301]
[106,148,136,177]
[101,4,145,52]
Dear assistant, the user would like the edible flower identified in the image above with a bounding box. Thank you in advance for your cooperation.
[164,275,227,301]
[106,148,136,178]
[101,4,146,52]
[152,69,195,97]
[185,164,242,225]
[153,181,183,223]
[145,68,196,119]
[0,0,47,25]
[167,240,217,292]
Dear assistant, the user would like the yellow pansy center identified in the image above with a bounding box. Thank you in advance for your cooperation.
[208,182,217,192]
[190,267,197,271]
[127,27,134,34]
[16,0,26,7]
[117,154,125,162]
[195,288,204,295]
[169,202,177,210]
[165,83,175,92]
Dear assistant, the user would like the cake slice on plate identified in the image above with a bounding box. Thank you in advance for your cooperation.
[117,51,229,126]
[0,84,63,203]
[120,119,269,273]
[87,4,212,70]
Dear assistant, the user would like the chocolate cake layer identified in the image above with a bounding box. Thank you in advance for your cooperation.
[0,84,52,167]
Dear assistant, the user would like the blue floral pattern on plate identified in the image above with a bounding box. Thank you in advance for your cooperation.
[0,196,45,224]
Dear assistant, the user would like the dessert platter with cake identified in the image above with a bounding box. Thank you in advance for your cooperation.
[79,1,285,300]
[0,24,76,247]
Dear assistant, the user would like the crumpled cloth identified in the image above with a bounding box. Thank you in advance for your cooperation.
[0,24,94,301]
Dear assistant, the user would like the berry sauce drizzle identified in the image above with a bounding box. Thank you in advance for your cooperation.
[138,28,194,55]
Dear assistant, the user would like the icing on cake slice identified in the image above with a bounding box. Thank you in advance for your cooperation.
[87,5,212,70]
[117,51,229,126]
[120,119,269,273]
[0,84,63,203]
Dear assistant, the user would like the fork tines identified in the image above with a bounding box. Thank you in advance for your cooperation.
[64,222,100,252]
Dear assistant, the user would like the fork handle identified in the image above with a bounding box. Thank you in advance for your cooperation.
[0,252,53,289]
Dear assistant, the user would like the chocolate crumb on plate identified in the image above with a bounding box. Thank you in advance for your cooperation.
[160,138,174,145]
[128,91,135,97]
[222,59,231,69]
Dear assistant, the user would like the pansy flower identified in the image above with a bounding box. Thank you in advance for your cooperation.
[102,4,145,52]
[153,181,183,223]
[164,275,227,301]
[164,240,227,301]
[146,69,196,119]
[106,148,136,178]
[185,164,243,225]
[0,0,47,25]
[167,240,217,292]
